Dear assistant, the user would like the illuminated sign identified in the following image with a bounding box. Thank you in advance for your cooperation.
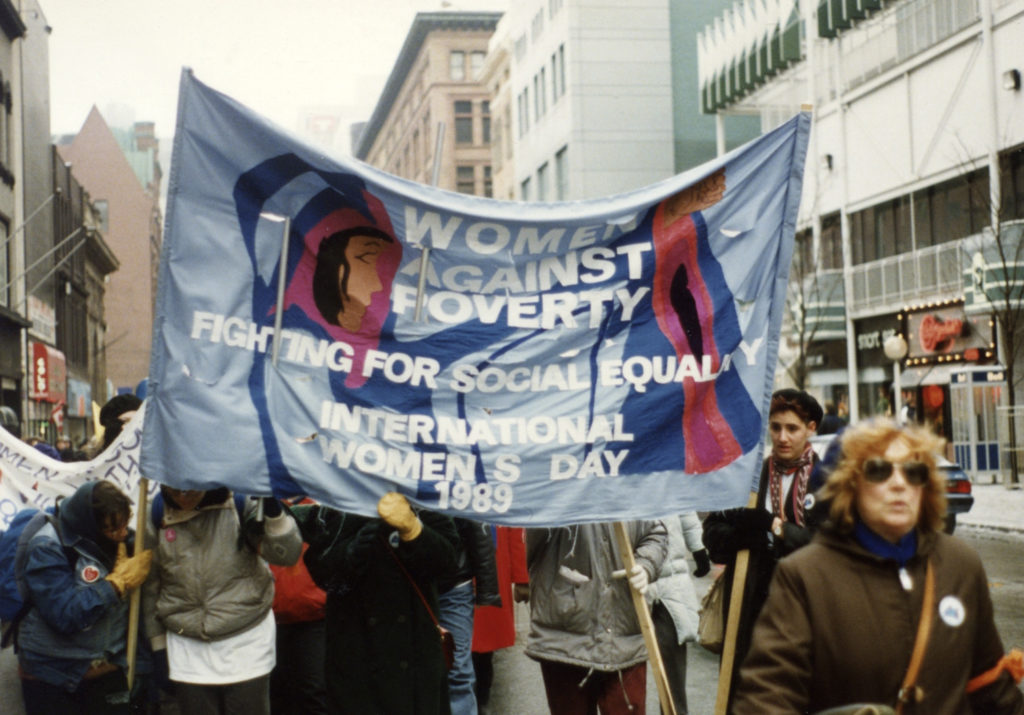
[904,304,994,366]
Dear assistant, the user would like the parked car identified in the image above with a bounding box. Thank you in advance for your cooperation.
[808,434,973,534]
[937,456,974,534]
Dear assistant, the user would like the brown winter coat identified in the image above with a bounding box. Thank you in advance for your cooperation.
[733,527,1024,715]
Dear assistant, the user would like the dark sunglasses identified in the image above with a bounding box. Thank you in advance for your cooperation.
[862,457,929,486]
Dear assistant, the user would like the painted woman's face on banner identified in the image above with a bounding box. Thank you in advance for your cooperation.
[338,234,389,331]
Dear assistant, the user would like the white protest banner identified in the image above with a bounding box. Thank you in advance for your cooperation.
[0,410,156,532]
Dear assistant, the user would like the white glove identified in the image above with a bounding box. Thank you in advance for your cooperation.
[612,564,650,594]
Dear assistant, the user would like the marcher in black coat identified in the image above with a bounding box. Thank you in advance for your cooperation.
[295,493,459,715]
[702,388,822,711]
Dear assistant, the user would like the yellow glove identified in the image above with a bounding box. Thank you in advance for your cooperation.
[377,492,422,541]
[105,542,154,597]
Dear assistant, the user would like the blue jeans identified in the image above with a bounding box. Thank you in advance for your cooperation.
[438,581,477,715]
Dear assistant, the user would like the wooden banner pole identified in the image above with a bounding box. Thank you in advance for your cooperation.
[125,477,149,690]
[613,522,677,715]
[713,492,758,714]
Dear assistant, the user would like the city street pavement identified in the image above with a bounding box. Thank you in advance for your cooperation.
[959,482,1024,534]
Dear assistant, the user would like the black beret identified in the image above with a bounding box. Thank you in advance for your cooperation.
[771,388,824,426]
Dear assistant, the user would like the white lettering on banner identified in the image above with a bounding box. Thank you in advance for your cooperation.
[0,412,153,535]
[192,310,356,373]
[435,480,514,513]
[319,404,635,446]
[390,286,650,328]
[318,435,477,482]
[403,205,645,259]
[361,350,440,388]
[549,449,630,480]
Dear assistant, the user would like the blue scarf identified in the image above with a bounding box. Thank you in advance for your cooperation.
[854,521,917,566]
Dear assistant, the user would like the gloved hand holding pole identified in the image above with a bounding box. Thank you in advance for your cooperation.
[377,492,423,541]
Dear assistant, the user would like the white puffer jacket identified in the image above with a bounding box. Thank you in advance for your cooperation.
[644,512,703,644]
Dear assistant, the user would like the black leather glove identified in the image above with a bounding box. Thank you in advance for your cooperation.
[692,548,711,578]
[734,507,774,533]
[345,521,381,573]
[261,496,283,518]
[736,526,769,552]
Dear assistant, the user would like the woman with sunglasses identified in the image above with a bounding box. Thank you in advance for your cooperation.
[702,388,823,709]
[733,420,1023,713]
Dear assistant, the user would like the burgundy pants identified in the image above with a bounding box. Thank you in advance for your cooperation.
[539,659,647,715]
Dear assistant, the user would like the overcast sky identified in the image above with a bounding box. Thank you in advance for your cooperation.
[43,0,507,155]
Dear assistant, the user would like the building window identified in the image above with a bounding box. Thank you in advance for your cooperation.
[450,51,466,81]
[533,75,542,121]
[483,166,493,198]
[482,101,491,144]
[471,51,485,80]
[505,104,513,158]
[819,212,841,270]
[493,118,503,171]
[557,45,566,98]
[555,146,569,200]
[423,113,432,164]
[518,89,530,136]
[793,228,813,275]
[537,162,549,202]
[532,10,544,42]
[515,34,527,63]
[455,101,473,144]
[1001,145,1024,221]
[457,166,475,194]
[540,68,547,115]
[521,177,531,202]
[551,53,560,101]
[94,199,109,233]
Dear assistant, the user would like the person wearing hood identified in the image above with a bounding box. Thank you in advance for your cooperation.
[142,485,301,715]
[17,480,153,714]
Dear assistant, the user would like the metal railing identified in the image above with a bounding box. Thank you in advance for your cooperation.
[849,240,965,315]
[838,0,980,94]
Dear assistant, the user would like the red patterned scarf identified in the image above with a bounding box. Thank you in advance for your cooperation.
[769,442,814,526]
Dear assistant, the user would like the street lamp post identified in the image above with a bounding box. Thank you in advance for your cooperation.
[884,334,909,422]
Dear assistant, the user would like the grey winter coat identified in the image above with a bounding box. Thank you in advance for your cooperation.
[142,492,301,644]
[525,521,667,671]
[645,513,703,645]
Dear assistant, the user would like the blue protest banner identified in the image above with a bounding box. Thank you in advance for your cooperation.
[141,70,809,525]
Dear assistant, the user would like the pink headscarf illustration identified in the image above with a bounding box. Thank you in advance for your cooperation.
[280,190,402,388]
[650,169,745,473]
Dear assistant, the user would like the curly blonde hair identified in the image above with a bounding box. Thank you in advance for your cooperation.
[819,419,947,534]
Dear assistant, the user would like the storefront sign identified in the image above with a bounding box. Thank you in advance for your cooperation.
[67,378,92,418]
[29,342,67,403]
[27,296,56,344]
[905,305,993,361]
[854,315,901,367]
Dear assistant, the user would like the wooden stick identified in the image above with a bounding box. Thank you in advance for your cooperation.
[613,522,677,715]
[126,477,149,690]
[714,492,759,714]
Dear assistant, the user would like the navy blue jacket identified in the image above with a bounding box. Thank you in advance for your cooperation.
[17,482,129,690]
